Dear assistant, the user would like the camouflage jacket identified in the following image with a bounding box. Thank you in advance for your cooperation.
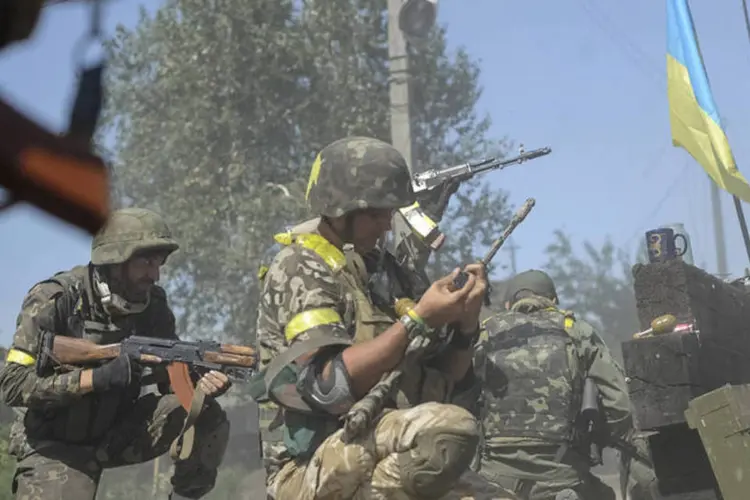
[256,227,480,470]
[0,264,177,447]
[475,297,632,451]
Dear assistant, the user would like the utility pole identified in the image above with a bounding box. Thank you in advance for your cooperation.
[386,0,438,271]
[387,0,413,171]
[506,237,519,275]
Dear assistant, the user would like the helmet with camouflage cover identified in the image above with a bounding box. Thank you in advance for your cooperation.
[305,136,416,217]
[91,208,179,265]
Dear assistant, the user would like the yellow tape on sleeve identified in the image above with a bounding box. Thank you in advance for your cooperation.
[6,348,35,366]
[285,308,343,343]
[564,316,575,331]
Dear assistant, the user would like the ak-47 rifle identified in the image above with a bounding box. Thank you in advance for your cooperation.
[342,198,538,443]
[35,332,258,459]
[412,146,552,195]
[382,147,551,303]
[1,0,109,235]
[35,332,258,411]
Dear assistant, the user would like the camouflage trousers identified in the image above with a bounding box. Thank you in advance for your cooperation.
[619,434,659,500]
[10,393,230,500]
[478,445,615,500]
[268,402,518,500]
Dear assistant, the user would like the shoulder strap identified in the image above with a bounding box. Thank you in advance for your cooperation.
[273,231,347,273]
[43,267,91,322]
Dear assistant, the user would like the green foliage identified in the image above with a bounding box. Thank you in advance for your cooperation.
[101,0,511,344]
[542,230,640,359]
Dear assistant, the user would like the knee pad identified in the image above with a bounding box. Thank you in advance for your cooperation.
[171,472,217,499]
[397,405,479,498]
[555,489,581,500]
[197,418,230,469]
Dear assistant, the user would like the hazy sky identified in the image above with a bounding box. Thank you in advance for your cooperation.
[2,0,749,344]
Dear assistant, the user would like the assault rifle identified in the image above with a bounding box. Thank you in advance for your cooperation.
[578,377,653,468]
[411,146,552,195]
[35,333,258,413]
[579,377,605,466]
[383,146,551,304]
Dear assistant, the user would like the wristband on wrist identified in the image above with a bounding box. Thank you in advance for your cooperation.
[406,307,425,325]
[400,306,439,340]
[399,313,426,339]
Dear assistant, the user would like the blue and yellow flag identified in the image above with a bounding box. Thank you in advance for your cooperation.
[667,0,750,203]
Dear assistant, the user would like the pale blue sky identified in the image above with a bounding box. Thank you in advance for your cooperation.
[1,0,749,344]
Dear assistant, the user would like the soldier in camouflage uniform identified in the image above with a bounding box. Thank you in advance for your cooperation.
[256,136,516,499]
[474,270,632,500]
[0,208,232,500]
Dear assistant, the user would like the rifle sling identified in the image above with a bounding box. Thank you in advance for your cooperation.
[169,386,206,462]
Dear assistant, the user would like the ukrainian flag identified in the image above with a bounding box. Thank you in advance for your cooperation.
[667,0,750,203]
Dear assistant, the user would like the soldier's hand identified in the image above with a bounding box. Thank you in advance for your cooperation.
[197,370,231,398]
[414,268,475,328]
[91,352,140,392]
[458,263,488,334]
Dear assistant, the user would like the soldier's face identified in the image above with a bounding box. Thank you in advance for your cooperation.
[124,252,167,295]
[351,208,394,253]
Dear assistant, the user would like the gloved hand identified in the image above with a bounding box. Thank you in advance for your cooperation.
[91,353,140,392]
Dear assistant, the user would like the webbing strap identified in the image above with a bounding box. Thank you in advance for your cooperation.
[169,387,206,462]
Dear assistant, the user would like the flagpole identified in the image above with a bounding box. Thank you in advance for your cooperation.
[710,178,729,275]
[731,194,750,265]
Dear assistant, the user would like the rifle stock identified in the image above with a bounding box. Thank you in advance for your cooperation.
[581,376,604,466]
[48,335,123,365]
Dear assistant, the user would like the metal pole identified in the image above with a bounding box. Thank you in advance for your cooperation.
[710,177,729,275]
[507,237,518,275]
[386,0,419,270]
[388,0,413,171]
[732,194,750,265]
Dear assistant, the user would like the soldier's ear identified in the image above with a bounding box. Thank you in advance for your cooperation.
[504,301,510,310]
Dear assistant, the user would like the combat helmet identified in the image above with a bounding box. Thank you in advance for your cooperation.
[91,207,179,266]
[305,136,416,217]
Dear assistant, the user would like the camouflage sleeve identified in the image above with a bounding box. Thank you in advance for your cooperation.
[0,281,85,409]
[256,245,351,367]
[575,320,632,441]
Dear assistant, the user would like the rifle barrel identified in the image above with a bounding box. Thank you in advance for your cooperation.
[412,146,552,193]
[470,147,552,178]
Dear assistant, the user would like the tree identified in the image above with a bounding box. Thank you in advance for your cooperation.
[101,0,512,345]
[542,230,640,360]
